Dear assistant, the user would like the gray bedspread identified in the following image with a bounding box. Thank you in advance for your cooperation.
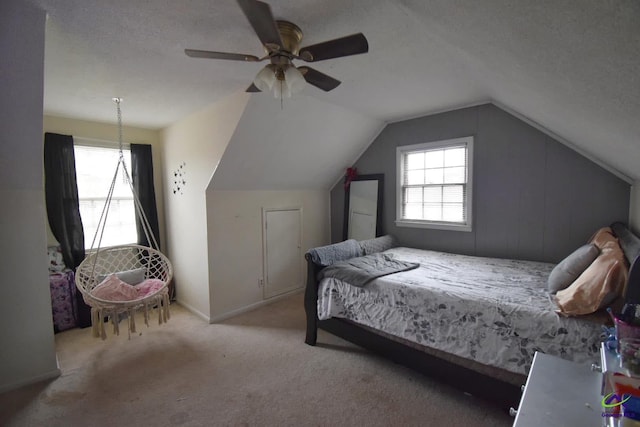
[318,247,606,375]
[319,253,419,288]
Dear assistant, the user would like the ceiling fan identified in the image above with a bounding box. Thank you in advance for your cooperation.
[184,0,369,97]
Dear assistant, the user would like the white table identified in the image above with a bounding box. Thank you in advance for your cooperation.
[512,351,604,427]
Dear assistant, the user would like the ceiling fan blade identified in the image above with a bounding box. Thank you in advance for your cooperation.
[299,33,368,62]
[246,83,261,92]
[237,0,283,50]
[185,49,260,62]
[298,66,341,92]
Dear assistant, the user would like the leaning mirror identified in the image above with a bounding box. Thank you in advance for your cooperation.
[343,174,384,241]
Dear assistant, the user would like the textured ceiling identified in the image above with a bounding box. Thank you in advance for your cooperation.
[36,0,640,180]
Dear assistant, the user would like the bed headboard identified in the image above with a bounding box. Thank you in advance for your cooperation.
[611,222,640,304]
[611,222,640,264]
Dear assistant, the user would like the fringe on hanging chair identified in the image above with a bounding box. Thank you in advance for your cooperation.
[150,293,171,326]
[143,301,150,327]
[129,307,136,334]
[90,308,108,340]
[164,293,171,321]
[88,289,171,340]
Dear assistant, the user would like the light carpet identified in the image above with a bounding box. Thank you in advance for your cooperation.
[0,292,512,426]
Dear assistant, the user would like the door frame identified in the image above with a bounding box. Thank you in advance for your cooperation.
[261,206,303,299]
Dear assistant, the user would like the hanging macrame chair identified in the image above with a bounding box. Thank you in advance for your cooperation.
[75,98,173,339]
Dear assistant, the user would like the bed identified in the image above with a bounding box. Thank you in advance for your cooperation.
[304,224,640,408]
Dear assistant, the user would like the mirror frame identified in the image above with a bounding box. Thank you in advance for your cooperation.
[343,174,384,241]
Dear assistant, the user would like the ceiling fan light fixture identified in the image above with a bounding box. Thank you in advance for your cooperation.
[284,65,305,94]
[185,1,369,97]
[273,78,292,99]
[254,64,276,91]
[254,63,303,99]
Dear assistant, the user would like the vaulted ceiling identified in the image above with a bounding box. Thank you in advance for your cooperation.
[37,0,640,181]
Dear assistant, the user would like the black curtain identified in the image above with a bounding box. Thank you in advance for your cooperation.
[44,133,91,328]
[44,133,85,269]
[131,144,160,248]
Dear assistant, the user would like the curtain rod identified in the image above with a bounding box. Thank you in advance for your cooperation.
[72,136,131,149]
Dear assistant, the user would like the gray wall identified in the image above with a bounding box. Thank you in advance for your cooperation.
[331,104,630,263]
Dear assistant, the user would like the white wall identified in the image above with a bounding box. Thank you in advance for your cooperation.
[204,95,380,320]
[42,115,165,249]
[161,93,250,320]
[206,190,329,320]
[212,94,384,190]
[0,0,60,392]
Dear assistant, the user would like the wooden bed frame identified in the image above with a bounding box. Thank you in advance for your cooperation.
[303,222,640,410]
[304,254,524,409]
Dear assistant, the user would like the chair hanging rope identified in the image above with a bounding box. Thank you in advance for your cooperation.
[89,98,160,255]
[75,98,173,340]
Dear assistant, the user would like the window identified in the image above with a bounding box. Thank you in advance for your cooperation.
[396,136,473,232]
[74,143,137,249]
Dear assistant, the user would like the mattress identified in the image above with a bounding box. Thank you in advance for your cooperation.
[317,247,604,375]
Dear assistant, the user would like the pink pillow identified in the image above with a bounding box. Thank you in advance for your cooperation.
[92,274,139,301]
[589,227,618,250]
[555,240,629,316]
[136,279,165,298]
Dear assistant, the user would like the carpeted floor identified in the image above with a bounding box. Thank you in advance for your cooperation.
[0,292,513,426]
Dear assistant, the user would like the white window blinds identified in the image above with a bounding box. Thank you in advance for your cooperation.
[396,137,473,231]
[74,144,137,249]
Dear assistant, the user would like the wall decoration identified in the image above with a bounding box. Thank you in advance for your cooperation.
[172,162,186,195]
[344,167,358,189]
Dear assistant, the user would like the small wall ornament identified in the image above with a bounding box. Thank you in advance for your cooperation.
[344,167,358,189]
[172,162,186,195]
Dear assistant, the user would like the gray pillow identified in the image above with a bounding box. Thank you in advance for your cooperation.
[97,267,146,286]
[306,239,363,266]
[548,244,600,294]
[359,235,398,255]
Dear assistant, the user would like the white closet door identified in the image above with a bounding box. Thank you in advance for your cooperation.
[262,207,302,299]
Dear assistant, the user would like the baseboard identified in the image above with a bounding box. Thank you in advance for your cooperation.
[209,288,303,323]
[0,368,61,394]
[174,299,210,323]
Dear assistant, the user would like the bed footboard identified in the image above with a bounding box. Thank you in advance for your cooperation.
[303,236,392,345]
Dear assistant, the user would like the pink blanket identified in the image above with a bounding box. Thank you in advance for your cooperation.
[92,274,165,301]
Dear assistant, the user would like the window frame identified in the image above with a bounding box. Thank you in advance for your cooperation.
[73,138,138,250]
[395,136,474,232]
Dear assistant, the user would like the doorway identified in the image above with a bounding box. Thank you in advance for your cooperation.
[262,207,303,299]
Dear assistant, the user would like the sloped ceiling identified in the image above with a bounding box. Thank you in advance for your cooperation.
[35,0,640,181]
[211,94,383,190]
